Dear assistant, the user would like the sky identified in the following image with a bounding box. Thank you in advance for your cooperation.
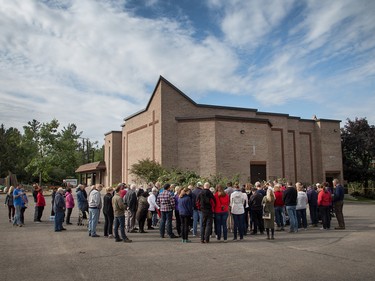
[1,0,374,144]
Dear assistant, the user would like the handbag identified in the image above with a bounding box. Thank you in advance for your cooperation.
[262,202,271,219]
[262,212,271,219]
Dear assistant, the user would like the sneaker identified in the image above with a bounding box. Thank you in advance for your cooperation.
[91,234,100,237]
[123,238,132,243]
[223,240,228,243]
[115,238,123,242]
[185,239,192,243]
[334,227,345,230]
[108,234,114,239]
[130,229,138,233]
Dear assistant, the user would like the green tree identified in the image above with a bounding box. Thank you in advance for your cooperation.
[0,125,24,178]
[24,119,60,185]
[130,158,166,183]
[341,117,375,194]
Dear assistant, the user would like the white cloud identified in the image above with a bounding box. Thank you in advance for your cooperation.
[1,0,375,145]
[207,0,295,48]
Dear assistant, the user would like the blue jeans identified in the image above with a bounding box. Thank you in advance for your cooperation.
[54,211,64,231]
[232,213,244,239]
[13,205,22,225]
[160,211,174,237]
[114,215,128,240]
[192,210,202,236]
[89,208,100,235]
[215,212,229,240]
[286,206,298,232]
[297,208,307,228]
[274,206,285,228]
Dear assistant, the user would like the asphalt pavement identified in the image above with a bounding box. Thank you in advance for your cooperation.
[1,193,374,281]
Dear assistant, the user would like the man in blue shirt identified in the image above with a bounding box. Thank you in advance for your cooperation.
[13,184,24,227]
[333,179,345,230]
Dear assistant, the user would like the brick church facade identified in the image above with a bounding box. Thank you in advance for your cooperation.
[104,76,343,186]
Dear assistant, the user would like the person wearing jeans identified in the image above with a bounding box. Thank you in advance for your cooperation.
[230,185,245,241]
[296,183,308,229]
[112,185,132,243]
[283,182,298,233]
[88,184,103,237]
[192,182,203,236]
[13,184,23,227]
[156,184,178,239]
[274,184,285,231]
[54,188,66,232]
[214,184,230,241]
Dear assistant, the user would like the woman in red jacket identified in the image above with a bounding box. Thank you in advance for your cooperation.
[36,188,46,223]
[317,184,332,230]
[214,185,230,242]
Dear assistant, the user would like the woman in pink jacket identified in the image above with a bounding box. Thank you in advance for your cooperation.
[65,187,75,225]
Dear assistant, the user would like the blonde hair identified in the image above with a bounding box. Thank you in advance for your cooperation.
[179,187,190,198]
[8,186,14,195]
[296,182,304,191]
[266,188,275,202]
[273,184,280,192]
[106,187,113,193]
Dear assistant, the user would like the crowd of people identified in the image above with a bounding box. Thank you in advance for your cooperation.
[4,178,346,243]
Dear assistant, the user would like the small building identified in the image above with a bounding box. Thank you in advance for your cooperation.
[75,161,106,186]
[104,76,343,186]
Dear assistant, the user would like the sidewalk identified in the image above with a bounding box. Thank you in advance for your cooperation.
[1,197,375,281]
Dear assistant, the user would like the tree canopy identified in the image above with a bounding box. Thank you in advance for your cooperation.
[0,119,103,185]
[341,117,375,193]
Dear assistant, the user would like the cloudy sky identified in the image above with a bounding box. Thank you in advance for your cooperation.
[1,0,374,144]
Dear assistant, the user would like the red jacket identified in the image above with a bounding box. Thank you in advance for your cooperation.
[274,191,284,207]
[318,190,332,206]
[36,192,46,207]
[214,192,230,213]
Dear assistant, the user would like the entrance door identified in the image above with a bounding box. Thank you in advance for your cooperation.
[250,164,267,183]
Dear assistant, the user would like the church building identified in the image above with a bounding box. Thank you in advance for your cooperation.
[104,76,343,186]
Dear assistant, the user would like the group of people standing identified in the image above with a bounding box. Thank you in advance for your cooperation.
[4,178,346,245]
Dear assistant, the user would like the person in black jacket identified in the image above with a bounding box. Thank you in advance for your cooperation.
[283,182,298,233]
[249,187,264,235]
[103,187,114,238]
[198,182,215,243]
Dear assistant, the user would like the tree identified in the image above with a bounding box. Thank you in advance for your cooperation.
[24,119,60,185]
[130,159,166,183]
[341,118,375,194]
[0,125,24,178]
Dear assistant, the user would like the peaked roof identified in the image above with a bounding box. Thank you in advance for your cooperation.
[123,76,341,123]
[75,161,106,173]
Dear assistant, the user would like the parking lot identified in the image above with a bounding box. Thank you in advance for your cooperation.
[1,193,374,281]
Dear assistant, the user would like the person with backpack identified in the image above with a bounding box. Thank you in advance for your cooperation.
[197,182,215,243]
[5,186,15,223]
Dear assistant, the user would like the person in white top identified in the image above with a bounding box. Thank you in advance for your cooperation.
[230,184,245,241]
[296,182,308,230]
[147,187,159,229]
